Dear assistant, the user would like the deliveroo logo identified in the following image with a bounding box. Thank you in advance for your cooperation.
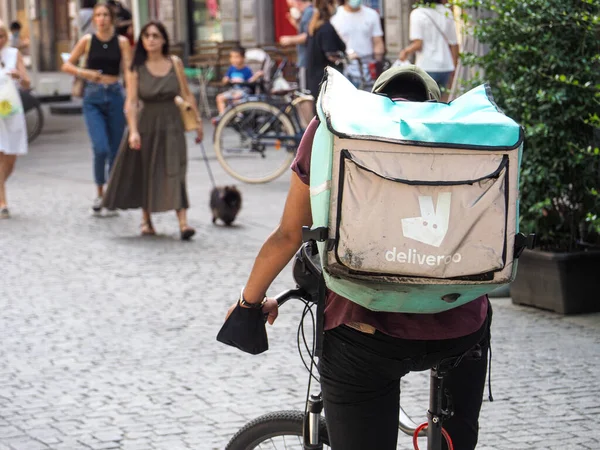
[401,193,451,248]
[385,193,461,267]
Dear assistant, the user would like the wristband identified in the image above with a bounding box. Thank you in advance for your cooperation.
[239,288,267,309]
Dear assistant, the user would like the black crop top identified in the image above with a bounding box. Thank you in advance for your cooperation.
[86,34,122,76]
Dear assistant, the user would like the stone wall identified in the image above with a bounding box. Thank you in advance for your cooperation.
[383,0,413,59]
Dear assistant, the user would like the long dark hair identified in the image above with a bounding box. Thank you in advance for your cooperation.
[309,0,334,36]
[130,21,170,71]
[81,0,97,9]
[93,3,115,23]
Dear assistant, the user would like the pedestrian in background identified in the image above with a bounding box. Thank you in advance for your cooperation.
[9,22,28,54]
[62,3,132,216]
[107,0,134,44]
[331,0,384,88]
[77,0,97,39]
[0,20,30,218]
[102,21,202,241]
[398,0,459,94]
[305,0,346,103]
[279,0,314,92]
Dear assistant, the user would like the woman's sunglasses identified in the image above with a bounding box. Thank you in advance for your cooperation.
[143,32,162,40]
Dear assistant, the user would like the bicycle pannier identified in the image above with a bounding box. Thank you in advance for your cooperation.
[308,67,527,314]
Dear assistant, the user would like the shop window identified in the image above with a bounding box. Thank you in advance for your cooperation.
[189,0,222,42]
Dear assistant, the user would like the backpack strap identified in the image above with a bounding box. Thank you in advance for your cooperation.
[79,34,92,68]
[82,16,93,34]
[315,273,326,358]
[420,9,451,46]
[171,55,186,97]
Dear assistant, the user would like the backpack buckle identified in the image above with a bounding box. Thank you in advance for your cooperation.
[514,233,537,258]
[302,226,328,243]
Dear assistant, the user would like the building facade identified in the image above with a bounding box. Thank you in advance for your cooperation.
[148,0,414,60]
[1,0,415,73]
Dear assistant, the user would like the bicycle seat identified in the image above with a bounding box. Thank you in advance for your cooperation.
[292,242,322,301]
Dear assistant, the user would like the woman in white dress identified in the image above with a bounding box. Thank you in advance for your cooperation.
[0,20,29,218]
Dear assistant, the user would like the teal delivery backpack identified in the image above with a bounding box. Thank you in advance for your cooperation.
[307,67,532,314]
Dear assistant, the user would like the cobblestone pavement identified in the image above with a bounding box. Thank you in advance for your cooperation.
[1,112,599,450]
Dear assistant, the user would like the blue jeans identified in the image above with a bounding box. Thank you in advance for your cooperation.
[82,82,125,186]
[427,71,453,90]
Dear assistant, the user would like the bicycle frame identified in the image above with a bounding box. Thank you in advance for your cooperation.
[219,93,308,151]
[215,46,311,147]
[273,288,452,450]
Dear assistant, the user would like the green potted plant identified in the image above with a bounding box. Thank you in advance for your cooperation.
[454,0,600,313]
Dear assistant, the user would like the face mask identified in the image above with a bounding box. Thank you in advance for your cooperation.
[289,7,301,20]
[347,0,362,8]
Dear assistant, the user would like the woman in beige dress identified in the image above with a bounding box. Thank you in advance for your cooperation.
[103,21,203,240]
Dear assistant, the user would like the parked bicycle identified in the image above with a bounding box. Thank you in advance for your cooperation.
[212,49,313,184]
[19,89,44,143]
[225,241,470,450]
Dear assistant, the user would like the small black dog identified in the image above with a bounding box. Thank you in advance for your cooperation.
[210,186,242,226]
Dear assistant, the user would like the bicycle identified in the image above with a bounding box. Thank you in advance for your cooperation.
[212,49,314,184]
[225,241,473,450]
[19,89,44,143]
[327,51,392,92]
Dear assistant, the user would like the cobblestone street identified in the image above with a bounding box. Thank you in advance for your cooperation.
[1,112,599,449]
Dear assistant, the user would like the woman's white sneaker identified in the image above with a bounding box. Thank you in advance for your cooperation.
[92,197,103,216]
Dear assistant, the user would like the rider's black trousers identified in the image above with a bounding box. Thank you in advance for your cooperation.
[319,303,492,450]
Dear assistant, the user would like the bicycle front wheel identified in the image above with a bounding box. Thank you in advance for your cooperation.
[225,410,330,450]
[213,101,297,184]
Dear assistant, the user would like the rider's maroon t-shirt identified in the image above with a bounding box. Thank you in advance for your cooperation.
[291,118,488,340]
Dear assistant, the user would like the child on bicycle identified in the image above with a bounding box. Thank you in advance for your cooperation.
[215,46,264,117]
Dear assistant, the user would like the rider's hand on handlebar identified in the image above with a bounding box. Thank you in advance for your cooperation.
[225,297,279,325]
[262,298,279,325]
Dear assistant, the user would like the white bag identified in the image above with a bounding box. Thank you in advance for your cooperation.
[0,75,23,118]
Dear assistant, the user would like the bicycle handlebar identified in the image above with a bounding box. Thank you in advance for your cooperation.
[274,288,309,307]
[262,46,287,57]
[262,287,311,323]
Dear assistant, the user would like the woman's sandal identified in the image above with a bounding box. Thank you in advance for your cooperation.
[180,226,196,241]
[141,222,156,236]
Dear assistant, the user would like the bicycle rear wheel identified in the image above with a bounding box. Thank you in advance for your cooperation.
[20,91,44,144]
[225,410,330,450]
[25,102,44,143]
[213,101,297,184]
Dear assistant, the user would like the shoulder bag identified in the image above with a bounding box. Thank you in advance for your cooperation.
[72,35,92,98]
[171,55,201,132]
[421,9,452,46]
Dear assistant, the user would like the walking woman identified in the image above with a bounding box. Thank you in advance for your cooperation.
[0,20,30,219]
[102,21,203,240]
[62,3,132,216]
[305,0,346,102]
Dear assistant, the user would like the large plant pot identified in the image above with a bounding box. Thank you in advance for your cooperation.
[511,249,600,314]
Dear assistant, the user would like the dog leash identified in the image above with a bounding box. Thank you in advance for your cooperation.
[197,140,217,188]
